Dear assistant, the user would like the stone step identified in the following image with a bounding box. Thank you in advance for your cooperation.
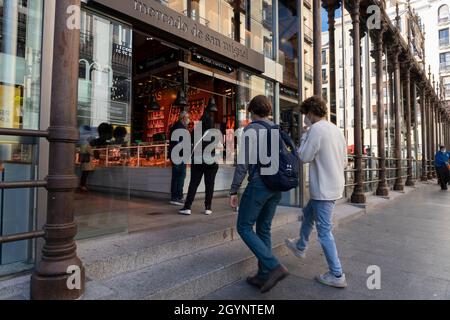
[83,222,300,300]
[78,206,300,281]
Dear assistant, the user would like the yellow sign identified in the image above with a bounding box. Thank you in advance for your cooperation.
[0,84,23,128]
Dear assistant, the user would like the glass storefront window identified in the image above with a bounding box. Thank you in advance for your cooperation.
[0,0,44,275]
[248,0,273,58]
[238,72,274,127]
[278,0,299,89]
[76,10,133,239]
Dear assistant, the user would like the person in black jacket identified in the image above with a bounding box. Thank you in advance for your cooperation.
[179,104,219,216]
[169,111,190,206]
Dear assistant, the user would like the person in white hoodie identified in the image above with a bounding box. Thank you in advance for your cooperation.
[285,96,348,288]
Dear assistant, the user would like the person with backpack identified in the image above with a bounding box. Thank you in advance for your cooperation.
[230,95,299,294]
[285,96,348,289]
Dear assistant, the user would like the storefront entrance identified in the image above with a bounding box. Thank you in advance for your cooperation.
[74,11,251,239]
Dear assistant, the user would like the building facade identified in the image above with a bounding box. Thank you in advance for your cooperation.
[0,0,316,282]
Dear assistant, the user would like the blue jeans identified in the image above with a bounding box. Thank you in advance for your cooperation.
[297,199,343,277]
[237,178,282,280]
[171,163,186,200]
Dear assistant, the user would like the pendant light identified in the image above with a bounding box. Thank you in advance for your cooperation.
[149,94,161,111]
[174,88,188,107]
[206,97,218,112]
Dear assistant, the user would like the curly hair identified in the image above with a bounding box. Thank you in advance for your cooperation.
[300,96,328,118]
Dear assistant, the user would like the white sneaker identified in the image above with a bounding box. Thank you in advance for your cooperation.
[179,208,192,216]
[316,272,347,288]
[204,209,213,215]
[285,239,306,259]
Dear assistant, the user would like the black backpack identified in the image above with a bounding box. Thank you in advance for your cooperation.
[253,121,300,192]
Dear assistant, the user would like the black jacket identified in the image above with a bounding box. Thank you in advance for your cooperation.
[169,121,188,160]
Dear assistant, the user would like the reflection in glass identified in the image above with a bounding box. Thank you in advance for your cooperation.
[0,0,44,276]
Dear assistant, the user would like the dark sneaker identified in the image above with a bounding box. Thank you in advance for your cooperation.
[246,275,266,289]
[260,264,289,294]
[170,199,184,206]
[316,272,347,288]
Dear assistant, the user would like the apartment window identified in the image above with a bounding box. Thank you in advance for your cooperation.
[322,50,327,64]
[438,5,449,24]
[439,29,449,47]
[440,52,450,71]
[322,69,327,83]
[339,59,343,68]
[371,62,376,76]
[322,88,328,101]
[445,83,450,98]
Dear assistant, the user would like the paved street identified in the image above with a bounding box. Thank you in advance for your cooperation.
[205,184,450,300]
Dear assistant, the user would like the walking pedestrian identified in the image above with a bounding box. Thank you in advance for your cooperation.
[285,96,348,288]
[434,145,450,191]
[179,101,219,216]
[169,111,190,206]
[230,95,289,294]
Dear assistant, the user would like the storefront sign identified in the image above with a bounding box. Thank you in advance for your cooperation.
[191,52,234,74]
[89,0,265,73]
[113,44,133,58]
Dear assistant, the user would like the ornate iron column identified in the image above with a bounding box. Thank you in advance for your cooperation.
[313,0,322,95]
[350,0,365,203]
[392,45,403,191]
[420,85,428,181]
[403,61,414,186]
[323,0,340,121]
[426,85,433,180]
[31,0,85,300]
[372,23,389,196]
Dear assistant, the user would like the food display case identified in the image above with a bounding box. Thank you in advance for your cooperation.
[76,143,170,168]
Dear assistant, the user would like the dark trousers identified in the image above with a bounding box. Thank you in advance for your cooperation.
[237,178,282,279]
[436,166,450,190]
[171,163,187,200]
[80,171,90,187]
[184,163,219,209]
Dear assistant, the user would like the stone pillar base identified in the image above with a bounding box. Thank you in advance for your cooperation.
[405,179,415,187]
[394,183,404,191]
[351,192,366,204]
[31,259,85,300]
[376,186,389,197]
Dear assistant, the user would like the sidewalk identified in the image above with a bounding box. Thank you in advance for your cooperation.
[1,181,448,300]
[205,181,450,300]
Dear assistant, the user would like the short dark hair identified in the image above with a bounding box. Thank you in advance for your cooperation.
[300,96,328,118]
[248,95,272,118]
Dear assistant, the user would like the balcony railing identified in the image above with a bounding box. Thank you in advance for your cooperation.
[304,25,313,44]
[440,62,450,72]
[304,0,312,9]
[438,17,449,25]
[439,37,450,47]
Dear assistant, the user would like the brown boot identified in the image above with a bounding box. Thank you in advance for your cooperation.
[246,275,266,289]
[260,264,289,294]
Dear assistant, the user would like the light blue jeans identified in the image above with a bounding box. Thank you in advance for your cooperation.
[297,199,343,277]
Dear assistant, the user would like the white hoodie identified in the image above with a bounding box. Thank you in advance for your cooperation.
[298,120,348,201]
